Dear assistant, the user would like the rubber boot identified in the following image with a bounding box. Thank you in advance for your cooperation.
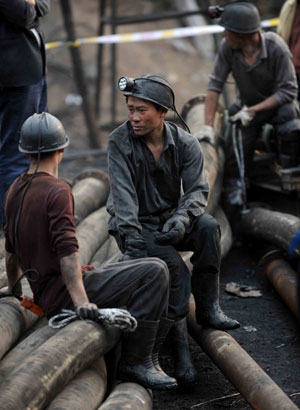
[192,272,240,330]
[118,319,178,390]
[152,317,174,373]
[170,317,197,386]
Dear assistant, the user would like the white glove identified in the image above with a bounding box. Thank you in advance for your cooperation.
[195,125,215,145]
[230,105,255,127]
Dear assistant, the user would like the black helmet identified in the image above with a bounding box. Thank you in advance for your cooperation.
[118,74,175,111]
[219,2,260,34]
[19,112,69,154]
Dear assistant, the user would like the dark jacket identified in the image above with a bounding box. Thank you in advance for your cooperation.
[0,0,50,87]
[107,120,209,243]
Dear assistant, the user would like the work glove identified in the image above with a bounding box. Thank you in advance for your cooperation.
[155,214,190,245]
[119,235,147,261]
[75,302,99,321]
[195,125,215,145]
[230,105,255,127]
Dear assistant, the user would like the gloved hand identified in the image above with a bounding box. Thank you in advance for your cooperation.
[119,236,147,261]
[230,105,255,127]
[75,302,99,321]
[195,125,215,145]
[155,214,190,245]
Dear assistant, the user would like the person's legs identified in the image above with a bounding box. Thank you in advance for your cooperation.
[271,102,300,168]
[81,257,177,390]
[142,227,190,320]
[222,121,261,230]
[142,227,196,385]
[182,213,240,330]
[83,257,169,320]
[0,77,48,227]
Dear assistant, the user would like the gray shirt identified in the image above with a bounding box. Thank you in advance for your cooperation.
[107,120,209,242]
[208,31,298,106]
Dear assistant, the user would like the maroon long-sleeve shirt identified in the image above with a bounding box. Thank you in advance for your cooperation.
[4,172,78,317]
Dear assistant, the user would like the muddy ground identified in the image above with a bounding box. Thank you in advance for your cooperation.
[43,1,300,409]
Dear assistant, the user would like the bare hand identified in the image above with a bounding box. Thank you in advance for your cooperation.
[75,302,99,320]
[25,0,36,6]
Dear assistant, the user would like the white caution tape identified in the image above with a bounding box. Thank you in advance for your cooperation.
[46,18,279,50]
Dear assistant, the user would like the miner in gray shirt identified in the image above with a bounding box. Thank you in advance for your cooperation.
[107,74,239,387]
[200,2,300,223]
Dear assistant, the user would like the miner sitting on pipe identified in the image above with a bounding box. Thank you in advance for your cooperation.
[106,74,240,387]
[0,112,177,391]
[200,2,300,226]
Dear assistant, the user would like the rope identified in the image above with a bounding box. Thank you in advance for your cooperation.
[231,123,247,211]
[48,308,138,332]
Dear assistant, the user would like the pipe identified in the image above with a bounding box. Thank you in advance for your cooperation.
[187,298,299,410]
[45,357,107,410]
[0,322,56,384]
[181,94,221,203]
[240,207,300,257]
[0,321,120,410]
[72,169,110,226]
[98,382,152,410]
[257,250,299,320]
[182,204,233,270]
[0,236,4,259]
[214,206,233,259]
[0,297,39,360]
[91,236,120,267]
[77,206,110,265]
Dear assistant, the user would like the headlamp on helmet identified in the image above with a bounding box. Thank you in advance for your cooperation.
[118,76,135,92]
[208,5,224,18]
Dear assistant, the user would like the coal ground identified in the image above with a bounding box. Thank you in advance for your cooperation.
[59,156,300,410]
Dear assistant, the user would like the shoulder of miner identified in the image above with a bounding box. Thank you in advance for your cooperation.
[262,30,298,104]
[108,120,136,155]
[207,37,233,93]
[46,178,78,259]
[166,121,204,161]
[263,30,293,58]
[0,0,49,29]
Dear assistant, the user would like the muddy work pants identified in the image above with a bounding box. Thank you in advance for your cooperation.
[142,213,221,320]
[62,257,170,321]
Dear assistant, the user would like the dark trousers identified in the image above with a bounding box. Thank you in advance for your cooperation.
[142,213,221,320]
[225,101,300,180]
[63,257,170,321]
[0,77,48,227]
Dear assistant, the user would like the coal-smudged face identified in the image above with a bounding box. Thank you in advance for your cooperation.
[127,96,167,138]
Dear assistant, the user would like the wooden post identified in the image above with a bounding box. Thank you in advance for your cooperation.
[59,0,101,148]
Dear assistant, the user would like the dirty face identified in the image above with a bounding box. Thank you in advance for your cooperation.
[127,96,166,138]
[224,29,244,49]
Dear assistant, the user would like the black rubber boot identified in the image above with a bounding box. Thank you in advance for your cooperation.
[170,317,197,386]
[118,319,178,390]
[152,317,174,372]
[192,272,240,330]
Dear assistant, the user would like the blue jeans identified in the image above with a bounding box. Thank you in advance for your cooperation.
[0,76,48,227]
